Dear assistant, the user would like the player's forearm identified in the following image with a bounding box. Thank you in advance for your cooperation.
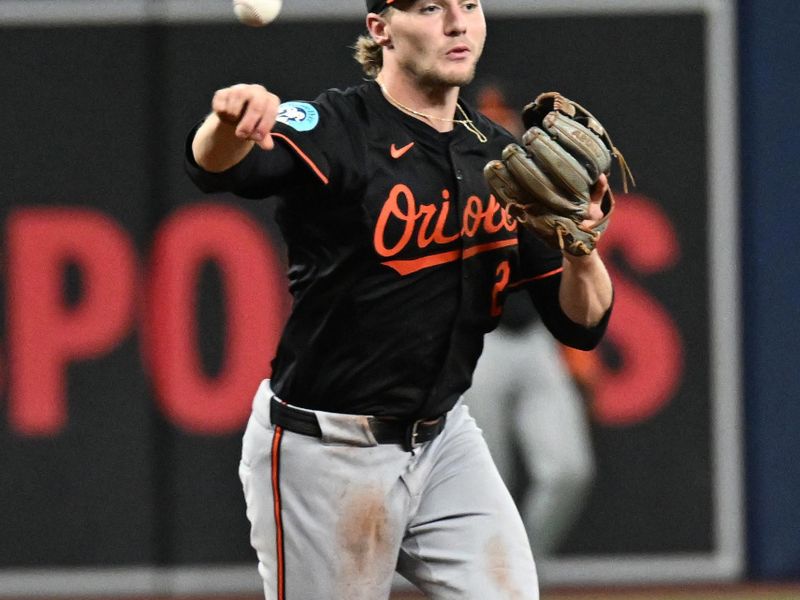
[192,113,256,173]
[558,251,613,327]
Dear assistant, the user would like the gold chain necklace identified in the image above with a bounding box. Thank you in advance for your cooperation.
[378,82,488,143]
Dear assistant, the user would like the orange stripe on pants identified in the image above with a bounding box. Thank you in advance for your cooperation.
[271,427,286,600]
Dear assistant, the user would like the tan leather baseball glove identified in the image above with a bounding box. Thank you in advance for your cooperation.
[484,92,634,255]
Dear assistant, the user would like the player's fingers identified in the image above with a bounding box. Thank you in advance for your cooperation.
[578,175,608,225]
[253,98,280,140]
[212,88,245,125]
[590,174,609,204]
[212,84,280,147]
[241,91,281,148]
[235,105,264,140]
[256,134,275,150]
[213,83,266,127]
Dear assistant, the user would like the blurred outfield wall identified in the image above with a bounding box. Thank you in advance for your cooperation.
[1,0,794,596]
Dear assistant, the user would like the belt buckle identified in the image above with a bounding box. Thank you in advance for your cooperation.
[404,419,423,452]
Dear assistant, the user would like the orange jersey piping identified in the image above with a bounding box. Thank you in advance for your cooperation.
[508,266,564,288]
[271,132,329,185]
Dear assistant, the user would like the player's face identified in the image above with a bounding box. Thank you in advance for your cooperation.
[386,0,486,88]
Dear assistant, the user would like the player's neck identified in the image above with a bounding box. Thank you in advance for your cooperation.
[376,71,460,133]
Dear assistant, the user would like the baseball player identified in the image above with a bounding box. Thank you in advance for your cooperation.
[185,1,613,599]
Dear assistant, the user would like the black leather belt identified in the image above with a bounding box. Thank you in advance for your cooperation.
[270,396,447,451]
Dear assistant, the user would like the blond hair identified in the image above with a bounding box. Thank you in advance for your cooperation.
[353,34,384,79]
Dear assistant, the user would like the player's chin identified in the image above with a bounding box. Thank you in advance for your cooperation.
[425,65,477,88]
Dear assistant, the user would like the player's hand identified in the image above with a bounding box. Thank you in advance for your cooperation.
[564,174,609,262]
[583,174,609,226]
[212,83,280,150]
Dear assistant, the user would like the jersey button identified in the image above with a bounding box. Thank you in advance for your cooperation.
[455,169,463,180]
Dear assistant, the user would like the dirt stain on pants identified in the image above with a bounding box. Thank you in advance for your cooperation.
[486,534,525,600]
[336,484,396,600]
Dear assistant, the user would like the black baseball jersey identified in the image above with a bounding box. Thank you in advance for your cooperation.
[186,81,608,419]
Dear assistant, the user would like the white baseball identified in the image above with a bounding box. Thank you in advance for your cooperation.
[232,0,282,27]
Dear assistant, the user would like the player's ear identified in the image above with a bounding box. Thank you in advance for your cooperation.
[366,13,393,48]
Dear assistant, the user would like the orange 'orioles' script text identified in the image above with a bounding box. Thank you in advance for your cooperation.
[373,184,519,275]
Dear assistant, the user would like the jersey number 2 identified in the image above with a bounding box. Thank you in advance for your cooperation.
[490,260,510,317]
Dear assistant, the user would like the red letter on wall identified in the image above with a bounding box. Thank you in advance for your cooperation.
[144,203,288,435]
[6,208,137,436]
[592,194,684,425]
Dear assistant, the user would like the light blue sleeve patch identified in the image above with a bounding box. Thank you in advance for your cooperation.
[275,101,320,132]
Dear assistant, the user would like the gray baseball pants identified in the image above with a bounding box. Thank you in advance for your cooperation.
[239,379,540,600]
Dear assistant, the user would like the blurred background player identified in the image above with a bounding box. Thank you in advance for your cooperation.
[465,290,597,557]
